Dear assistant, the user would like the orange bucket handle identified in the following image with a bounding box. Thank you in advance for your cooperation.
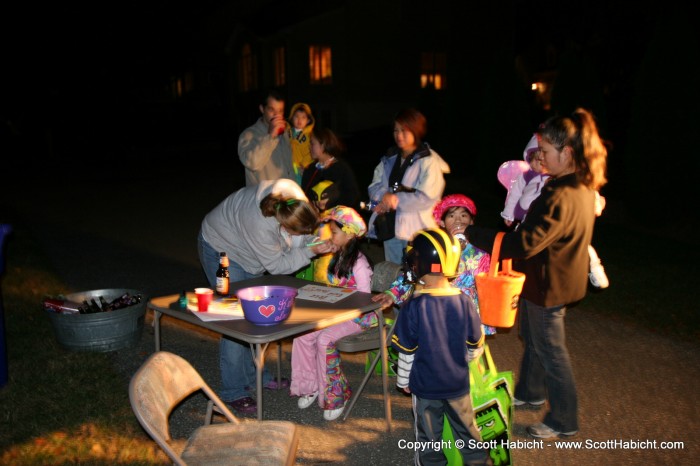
[488,232,503,275]
[488,232,512,276]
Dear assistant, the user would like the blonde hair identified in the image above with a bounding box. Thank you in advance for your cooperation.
[260,195,319,234]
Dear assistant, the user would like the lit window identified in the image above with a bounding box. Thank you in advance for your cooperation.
[171,72,193,98]
[309,46,332,84]
[273,47,286,87]
[420,52,446,90]
[238,43,258,92]
[173,77,183,98]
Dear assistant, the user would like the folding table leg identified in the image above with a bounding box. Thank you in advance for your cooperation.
[251,342,270,421]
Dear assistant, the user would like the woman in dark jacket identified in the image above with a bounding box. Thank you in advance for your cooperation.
[301,127,361,211]
[467,108,607,440]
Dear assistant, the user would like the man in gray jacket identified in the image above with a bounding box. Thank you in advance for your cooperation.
[238,89,295,186]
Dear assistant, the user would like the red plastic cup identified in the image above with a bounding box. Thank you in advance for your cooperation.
[194,288,214,312]
[271,115,285,136]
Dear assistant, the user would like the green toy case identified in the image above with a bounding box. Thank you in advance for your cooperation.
[443,344,514,466]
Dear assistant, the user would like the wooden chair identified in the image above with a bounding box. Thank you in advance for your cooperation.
[336,260,402,431]
[129,351,299,466]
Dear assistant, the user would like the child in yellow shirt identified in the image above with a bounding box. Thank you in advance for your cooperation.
[288,102,315,185]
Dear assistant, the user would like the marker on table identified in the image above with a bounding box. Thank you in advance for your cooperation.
[306,240,326,247]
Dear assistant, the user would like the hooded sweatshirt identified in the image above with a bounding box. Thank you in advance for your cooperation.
[200,179,316,275]
[287,102,315,181]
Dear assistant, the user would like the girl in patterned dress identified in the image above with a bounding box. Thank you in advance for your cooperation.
[375,194,496,336]
[290,206,374,420]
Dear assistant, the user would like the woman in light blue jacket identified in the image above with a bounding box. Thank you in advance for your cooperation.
[367,108,450,263]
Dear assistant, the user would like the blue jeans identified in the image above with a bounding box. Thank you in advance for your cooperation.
[515,299,578,432]
[413,395,489,465]
[198,231,273,402]
[383,237,407,264]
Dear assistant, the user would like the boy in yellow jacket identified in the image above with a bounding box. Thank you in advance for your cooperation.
[288,102,315,184]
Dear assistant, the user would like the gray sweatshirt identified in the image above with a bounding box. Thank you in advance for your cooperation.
[201,179,316,275]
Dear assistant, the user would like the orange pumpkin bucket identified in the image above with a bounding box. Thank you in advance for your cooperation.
[475,232,525,328]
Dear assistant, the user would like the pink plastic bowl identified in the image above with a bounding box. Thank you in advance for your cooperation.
[237,285,297,326]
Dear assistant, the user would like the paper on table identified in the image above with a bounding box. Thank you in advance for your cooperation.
[187,296,244,321]
[296,284,357,303]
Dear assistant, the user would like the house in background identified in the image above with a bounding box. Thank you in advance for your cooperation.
[225,1,454,134]
[155,0,578,183]
[218,0,550,178]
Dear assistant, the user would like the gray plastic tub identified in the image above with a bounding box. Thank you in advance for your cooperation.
[46,288,147,352]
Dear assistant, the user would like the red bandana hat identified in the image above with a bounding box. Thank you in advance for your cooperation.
[432,194,477,223]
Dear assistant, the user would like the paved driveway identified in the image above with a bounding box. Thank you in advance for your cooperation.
[2,168,698,465]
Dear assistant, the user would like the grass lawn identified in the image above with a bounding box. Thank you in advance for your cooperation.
[0,223,170,465]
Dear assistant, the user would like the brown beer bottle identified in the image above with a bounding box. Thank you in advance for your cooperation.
[216,252,230,296]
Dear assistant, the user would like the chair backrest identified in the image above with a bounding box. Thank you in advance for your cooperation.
[371,261,402,293]
[130,352,296,466]
[129,352,214,449]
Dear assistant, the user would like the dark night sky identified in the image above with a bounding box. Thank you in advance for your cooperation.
[3,0,330,120]
[3,0,699,224]
[2,0,692,171]
[4,0,658,96]
[2,1,650,93]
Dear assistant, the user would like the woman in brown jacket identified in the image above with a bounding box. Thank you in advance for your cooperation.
[467,108,607,440]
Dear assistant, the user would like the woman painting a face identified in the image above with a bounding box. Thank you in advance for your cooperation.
[197,179,335,416]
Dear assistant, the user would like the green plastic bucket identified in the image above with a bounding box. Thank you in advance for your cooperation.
[46,288,146,352]
[443,346,514,466]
